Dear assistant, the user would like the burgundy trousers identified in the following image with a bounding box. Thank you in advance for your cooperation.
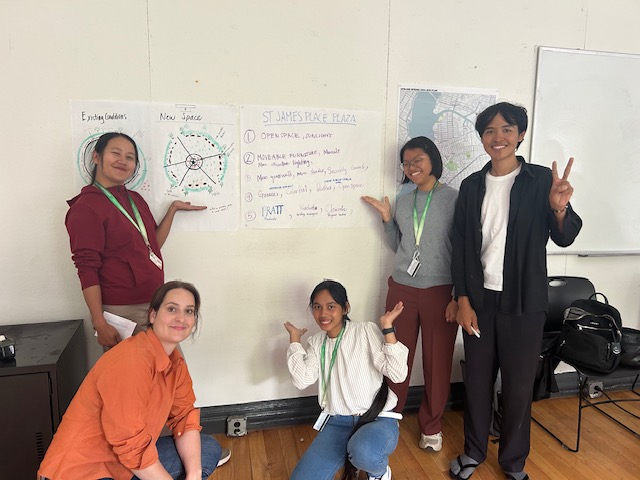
[385,277,458,435]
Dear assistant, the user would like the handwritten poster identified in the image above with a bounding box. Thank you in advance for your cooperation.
[240,105,382,229]
[149,102,238,231]
[70,100,149,192]
[70,100,239,231]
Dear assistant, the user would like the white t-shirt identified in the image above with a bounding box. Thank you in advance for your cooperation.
[481,165,521,291]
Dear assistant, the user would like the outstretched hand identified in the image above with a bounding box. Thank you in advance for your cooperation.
[550,157,574,211]
[361,195,392,223]
[379,301,404,329]
[284,321,308,343]
[171,200,207,212]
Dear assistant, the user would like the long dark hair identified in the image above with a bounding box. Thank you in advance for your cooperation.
[341,379,389,480]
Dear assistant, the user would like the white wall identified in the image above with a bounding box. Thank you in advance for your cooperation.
[1,0,639,407]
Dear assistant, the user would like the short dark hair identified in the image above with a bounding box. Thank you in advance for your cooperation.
[309,280,350,320]
[475,102,528,149]
[147,281,202,335]
[86,132,140,184]
[399,136,443,184]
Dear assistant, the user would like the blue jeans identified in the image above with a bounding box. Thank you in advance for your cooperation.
[290,415,398,480]
[97,433,222,480]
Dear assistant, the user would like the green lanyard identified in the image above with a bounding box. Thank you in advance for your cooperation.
[94,182,150,248]
[412,181,438,247]
[320,323,346,408]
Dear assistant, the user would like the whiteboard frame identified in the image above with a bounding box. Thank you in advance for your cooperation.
[531,46,640,256]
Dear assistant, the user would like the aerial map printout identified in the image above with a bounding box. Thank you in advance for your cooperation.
[397,85,497,193]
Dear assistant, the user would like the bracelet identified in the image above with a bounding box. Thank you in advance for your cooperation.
[381,327,396,335]
[551,205,568,214]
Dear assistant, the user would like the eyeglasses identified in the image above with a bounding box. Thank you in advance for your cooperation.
[400,156,426,170]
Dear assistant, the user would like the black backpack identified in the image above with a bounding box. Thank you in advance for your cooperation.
[556,293,623,374]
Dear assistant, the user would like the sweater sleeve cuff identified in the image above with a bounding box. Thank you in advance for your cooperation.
[383,340,409,355]
[287,342,305,356]
[382,219,396,232]
[79,273,101,290]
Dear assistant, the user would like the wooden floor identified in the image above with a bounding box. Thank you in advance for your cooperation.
[209,391,640,479]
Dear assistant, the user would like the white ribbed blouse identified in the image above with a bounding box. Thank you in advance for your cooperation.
[286,320,409,416]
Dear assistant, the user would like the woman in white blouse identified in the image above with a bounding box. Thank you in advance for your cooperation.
[284,280,409,480]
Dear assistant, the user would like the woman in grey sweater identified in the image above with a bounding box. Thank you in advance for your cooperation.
[362,136,459,452]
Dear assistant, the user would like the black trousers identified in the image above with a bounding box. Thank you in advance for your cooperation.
[462,289,545,473]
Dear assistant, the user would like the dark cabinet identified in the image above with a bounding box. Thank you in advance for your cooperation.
[0,320,86,480]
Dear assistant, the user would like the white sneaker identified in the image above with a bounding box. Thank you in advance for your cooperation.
[217,448,231,466]
[419,431,443,451]
[368,465,391,480]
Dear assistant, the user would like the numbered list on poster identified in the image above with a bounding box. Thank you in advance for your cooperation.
[240,105,382,228]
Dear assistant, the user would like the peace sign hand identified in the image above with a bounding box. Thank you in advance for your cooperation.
[550,157,575,211]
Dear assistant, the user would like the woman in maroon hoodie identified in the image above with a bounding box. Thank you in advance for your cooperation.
[66,132,205,349]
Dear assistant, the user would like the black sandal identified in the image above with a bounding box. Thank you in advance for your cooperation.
[449,455,478,480]
[505,475,529,480]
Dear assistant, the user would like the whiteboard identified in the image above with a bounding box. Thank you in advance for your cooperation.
[531,47,640,255]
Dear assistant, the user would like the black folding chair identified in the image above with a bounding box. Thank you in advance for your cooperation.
[532,276,640,452]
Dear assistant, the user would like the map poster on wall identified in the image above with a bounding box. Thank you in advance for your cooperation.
[240,105,382,229]
[397,85,497,194]
[70,100,239,231]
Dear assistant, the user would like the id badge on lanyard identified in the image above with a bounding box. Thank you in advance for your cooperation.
[407,250,421,277]
[315,324,345,430]
[149,250,163,269]
[407,182,437,277]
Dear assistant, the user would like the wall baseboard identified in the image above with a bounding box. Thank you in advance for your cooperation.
[552,369,639,395]
[200,371,638,435]
[200,383,464,435]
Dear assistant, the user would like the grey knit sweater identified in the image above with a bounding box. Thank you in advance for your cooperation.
[383,184,458,289]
